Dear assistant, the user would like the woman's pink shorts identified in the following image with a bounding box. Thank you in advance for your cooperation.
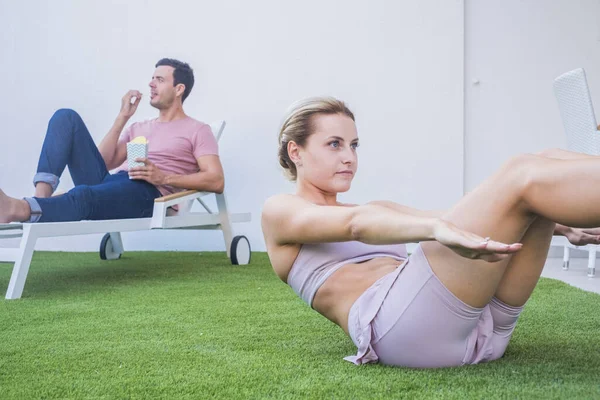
[345,244,523,368]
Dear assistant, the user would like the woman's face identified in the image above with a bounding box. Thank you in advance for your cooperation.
[294,113,359,193]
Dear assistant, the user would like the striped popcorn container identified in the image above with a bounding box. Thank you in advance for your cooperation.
[127,141,148,170]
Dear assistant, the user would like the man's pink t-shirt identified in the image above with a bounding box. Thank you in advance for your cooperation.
[116,116,219,196]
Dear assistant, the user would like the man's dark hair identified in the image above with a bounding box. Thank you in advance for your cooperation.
[155,58,195,103]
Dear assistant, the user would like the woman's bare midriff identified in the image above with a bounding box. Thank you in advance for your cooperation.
[311,257,405,335]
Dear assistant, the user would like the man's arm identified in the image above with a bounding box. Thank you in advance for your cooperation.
[163,155,225,194]
[98,90,142,170]
[128,155,225,194]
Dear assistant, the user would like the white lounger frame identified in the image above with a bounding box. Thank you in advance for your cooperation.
[0,121,251,299]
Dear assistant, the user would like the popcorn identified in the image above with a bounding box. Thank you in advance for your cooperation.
[127,136,148,170]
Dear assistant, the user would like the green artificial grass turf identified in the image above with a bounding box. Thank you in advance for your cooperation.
[1,251,600,399]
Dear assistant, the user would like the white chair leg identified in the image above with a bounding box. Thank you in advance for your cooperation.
[5,225,38,300]
[150,202,168,228]
[179,199,194,214]
[562,246,570,270]
[109,232,124,254]
[216,193,233,257]
[587,248,596,278]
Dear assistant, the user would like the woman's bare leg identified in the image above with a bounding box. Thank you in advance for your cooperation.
[493,148,600,306]
[493,216,555,306]
[486,149,600,307]
[421,152,600,308]
[536,148,598,161]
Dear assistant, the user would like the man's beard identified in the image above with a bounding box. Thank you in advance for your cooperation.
[151,99,169,110]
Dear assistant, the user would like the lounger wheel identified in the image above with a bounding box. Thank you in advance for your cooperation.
[230,235,251,265]
[100,233,122,260]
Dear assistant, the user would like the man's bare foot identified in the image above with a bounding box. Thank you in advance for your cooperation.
[0,189,31,223]
[564,226,600,246]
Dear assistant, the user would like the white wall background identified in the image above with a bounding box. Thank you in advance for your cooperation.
[464,0,600,191]
[1,1,599,254]
[0,0,465,252]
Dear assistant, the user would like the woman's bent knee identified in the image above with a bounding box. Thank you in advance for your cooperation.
[535,148,563,158]
[502,153,539,170]
[497,153,539,198]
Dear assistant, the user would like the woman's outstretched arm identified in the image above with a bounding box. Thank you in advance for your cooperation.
[370,194,600,246]
[262,194,521,262]
[367,200,446,218]
[263,194,437,245]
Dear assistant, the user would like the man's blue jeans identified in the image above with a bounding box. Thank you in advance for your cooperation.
[26,109,161,222]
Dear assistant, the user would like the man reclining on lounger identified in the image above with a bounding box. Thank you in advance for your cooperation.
[0,58,224,223]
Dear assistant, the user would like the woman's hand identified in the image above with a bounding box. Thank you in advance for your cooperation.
[433,219,522,262]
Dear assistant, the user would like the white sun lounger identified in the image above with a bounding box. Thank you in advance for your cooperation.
[0,121,252,299]
[551,68,600,277]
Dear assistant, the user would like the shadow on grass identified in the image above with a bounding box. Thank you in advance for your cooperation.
[0,251,267,299]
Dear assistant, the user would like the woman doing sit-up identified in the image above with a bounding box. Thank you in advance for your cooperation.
[261,97,600,368]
